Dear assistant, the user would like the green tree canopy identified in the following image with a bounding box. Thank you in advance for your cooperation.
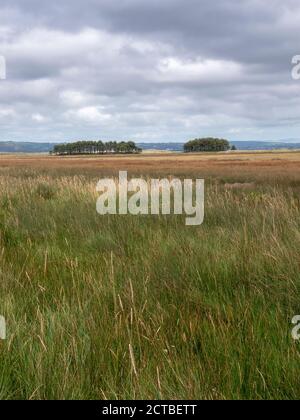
[52,141,142,155]
[184,138,230,153]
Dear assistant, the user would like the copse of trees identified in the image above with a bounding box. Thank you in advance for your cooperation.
[184,138,231,153]
[51,140,142,155]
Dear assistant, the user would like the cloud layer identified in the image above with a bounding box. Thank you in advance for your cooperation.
[0,0,300,142]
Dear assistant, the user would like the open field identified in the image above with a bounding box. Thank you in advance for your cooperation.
[1,151,300,184]
[0,151,300,399]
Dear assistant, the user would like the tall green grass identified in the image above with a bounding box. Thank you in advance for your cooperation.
[0,170,299,399]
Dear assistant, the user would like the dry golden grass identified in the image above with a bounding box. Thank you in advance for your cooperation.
[0,151,300,184]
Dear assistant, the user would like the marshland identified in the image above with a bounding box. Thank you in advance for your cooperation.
[0,151,300,399]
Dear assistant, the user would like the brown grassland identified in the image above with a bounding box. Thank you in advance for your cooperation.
[1,150,300,182]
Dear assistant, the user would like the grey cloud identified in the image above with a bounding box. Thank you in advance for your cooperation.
[0,0,300,142]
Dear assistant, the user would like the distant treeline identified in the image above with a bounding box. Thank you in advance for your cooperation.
[51,141,142,155]
[184,138,235,152]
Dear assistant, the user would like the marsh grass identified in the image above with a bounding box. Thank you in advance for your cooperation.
[0,168,299,399]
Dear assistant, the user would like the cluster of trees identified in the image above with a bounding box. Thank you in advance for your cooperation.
[52,141,142,155]
[184,138,235,152]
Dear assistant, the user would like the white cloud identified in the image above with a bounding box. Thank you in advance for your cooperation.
[155,57,243,83]
[32,113,47,122]
[0,108,16,118]
[64,106,112,124]
[60,90,92,107]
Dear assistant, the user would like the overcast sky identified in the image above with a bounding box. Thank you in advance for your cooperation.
[0,0,300,142]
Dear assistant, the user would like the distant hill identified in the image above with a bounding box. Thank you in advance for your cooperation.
[138,143,184,152]
[231,141,300,151]
[0,140,300,153]
[0,141,57,153]
[138,141,300,152]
